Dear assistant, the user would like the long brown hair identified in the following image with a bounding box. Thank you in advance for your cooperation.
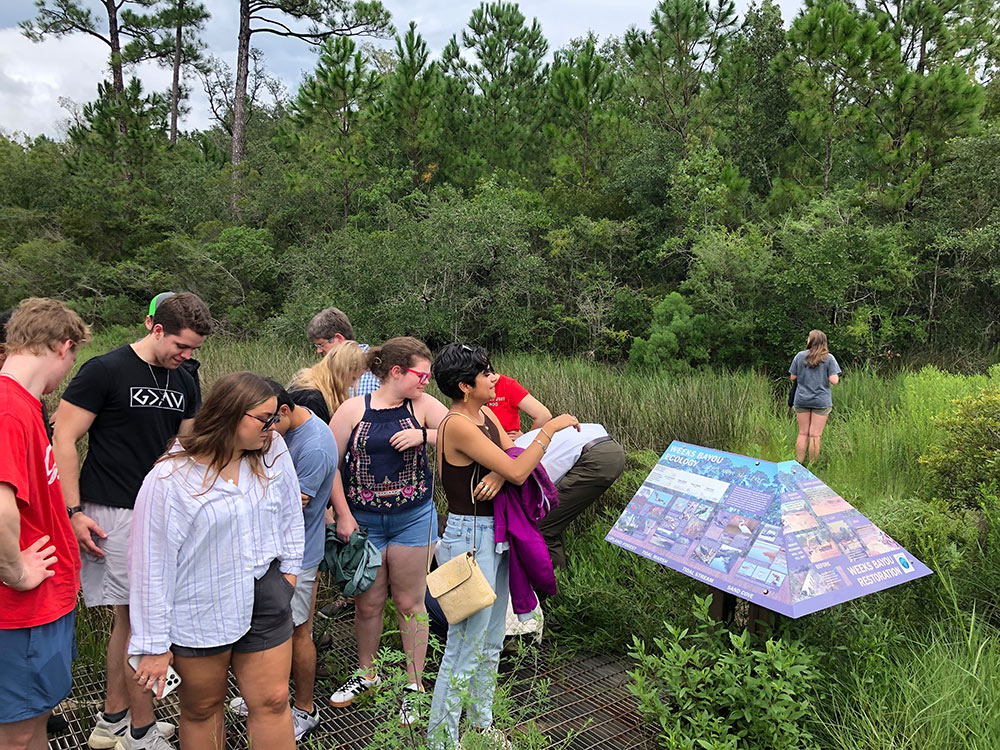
[168,371,276,487]
[804,329,830,367]
[289,341,366,416]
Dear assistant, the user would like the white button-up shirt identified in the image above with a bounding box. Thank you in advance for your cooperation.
[128,435,304,655]
[514,423,611,484]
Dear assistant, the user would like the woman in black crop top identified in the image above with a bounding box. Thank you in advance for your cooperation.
[428,344,579,749]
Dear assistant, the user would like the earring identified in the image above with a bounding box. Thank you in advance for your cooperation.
[463,391,469,403]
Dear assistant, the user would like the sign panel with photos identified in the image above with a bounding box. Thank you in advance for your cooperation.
[605,442,932,617]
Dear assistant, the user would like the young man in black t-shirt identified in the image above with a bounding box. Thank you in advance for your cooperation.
[52,293,211,750]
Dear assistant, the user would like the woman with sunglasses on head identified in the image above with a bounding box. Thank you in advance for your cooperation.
[327,337,448,724]
[428,344,579,749]
[127,372,304,750]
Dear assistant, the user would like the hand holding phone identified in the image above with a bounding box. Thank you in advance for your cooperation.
[128,654,181,700]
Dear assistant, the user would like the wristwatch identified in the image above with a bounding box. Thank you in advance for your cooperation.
[67,506,84,519]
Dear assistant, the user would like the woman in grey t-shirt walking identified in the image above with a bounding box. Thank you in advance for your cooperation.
[789,329,841,463]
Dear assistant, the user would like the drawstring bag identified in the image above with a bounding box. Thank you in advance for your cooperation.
[426,413,497,624]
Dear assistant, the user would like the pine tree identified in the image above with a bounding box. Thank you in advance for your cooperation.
[778,0,898,194]
[440,2,550,180]
[624,0,737,144]
[379,22,442,190]
[283,35,381,227]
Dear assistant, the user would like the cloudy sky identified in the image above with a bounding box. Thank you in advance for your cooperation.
[0,0,804,139]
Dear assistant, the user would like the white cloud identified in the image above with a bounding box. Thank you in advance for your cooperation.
[0,28,217,138]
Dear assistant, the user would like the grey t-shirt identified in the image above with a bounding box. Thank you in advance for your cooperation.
[789,351,841,408]
[284,409,339,570]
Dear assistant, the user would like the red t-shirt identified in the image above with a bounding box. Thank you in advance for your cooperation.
[486,375,530,433]
[0,377,81,629]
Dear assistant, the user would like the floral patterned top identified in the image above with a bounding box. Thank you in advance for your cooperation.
[343,394,432,513]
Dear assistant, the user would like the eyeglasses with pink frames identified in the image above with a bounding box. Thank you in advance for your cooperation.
[407,368,431,385]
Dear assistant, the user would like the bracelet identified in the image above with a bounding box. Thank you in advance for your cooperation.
[540,428,553,441]
[421,426,427,445]
[1,566,26,588]
[533,439,547,452]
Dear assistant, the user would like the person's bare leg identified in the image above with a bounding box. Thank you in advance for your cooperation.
[103,605,130,715]
[795,411,811,463]
[352,563,389,677]
[0,713,49,750]
[232,641,295,750]
[386,544,432,686]
[291,578,320,713]
[172,650,231,750]
[114,605,155,728]
[808,413,830,462]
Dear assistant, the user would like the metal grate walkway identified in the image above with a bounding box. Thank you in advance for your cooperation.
[46,610,655,749]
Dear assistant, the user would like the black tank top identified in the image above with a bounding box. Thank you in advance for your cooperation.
[441,416,502,516]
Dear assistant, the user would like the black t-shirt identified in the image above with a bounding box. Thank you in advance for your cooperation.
[61,344,199,509]
[289,388,331,425]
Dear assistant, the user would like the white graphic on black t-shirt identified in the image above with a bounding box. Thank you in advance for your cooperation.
[130,387,186,411]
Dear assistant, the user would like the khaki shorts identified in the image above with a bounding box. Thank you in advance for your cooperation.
[80,503,133,607]
[794,406,833,416]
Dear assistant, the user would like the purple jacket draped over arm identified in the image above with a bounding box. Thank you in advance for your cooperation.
[494,447,559,614]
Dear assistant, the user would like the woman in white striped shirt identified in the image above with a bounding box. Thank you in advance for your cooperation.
[128,372,305,750]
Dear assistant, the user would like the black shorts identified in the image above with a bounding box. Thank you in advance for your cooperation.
[172,560,294,657]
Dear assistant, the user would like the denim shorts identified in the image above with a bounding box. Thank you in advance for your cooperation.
[351,500,437,551]
[0,610,76,722]
[172,560,294,657]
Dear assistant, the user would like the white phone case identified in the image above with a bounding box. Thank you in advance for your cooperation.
[128,655,182,699]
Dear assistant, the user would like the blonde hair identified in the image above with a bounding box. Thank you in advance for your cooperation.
[4,297,92,356]
[804,329,830,367]
[289,341,366,416]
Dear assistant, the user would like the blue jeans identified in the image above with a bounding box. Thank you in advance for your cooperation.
[428,514,510,749]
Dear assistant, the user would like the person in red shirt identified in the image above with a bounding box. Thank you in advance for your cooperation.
[0,297,91,750]
[485,374,552,438]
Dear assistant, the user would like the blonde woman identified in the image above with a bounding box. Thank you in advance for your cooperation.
[288,341,367,424]
[789,330,841,463]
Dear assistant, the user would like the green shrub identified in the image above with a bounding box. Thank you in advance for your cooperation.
[919,383,1000,510]
[628,595,821,750]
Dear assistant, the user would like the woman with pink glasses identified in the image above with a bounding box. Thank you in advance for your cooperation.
[327,336,447,725]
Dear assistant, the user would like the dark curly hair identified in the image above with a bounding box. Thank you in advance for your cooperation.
[433,343,493,400]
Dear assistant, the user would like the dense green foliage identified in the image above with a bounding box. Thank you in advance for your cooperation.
[5,0,1000,372]
[630,596,821,750]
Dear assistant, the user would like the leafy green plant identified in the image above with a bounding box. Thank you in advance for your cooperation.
[628,594,821,750]
[919,382,1000,510]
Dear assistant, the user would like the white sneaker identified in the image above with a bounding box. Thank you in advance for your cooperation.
[113,724,175,750]
[482,727,514,750]
[228,696,249,717]
[291,704,321,739]
[329,673,381,707]
[398,683,422,727]
[88,712,174,749]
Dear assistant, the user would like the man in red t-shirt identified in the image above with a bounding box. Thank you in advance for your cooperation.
[486,374,553,438]
[0,298,91,750]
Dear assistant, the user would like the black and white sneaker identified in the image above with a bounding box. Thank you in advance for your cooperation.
[329,673,381,707]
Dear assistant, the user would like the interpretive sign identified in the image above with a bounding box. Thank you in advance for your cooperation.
[606,441,932,618]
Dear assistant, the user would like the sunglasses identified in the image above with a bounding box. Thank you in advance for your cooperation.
[245,412,281,431]
[407,368,432,385]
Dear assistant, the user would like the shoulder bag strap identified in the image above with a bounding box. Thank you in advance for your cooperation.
[427,411,483,574]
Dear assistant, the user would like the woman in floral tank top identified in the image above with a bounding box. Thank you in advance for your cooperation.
[327,337,447,724]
